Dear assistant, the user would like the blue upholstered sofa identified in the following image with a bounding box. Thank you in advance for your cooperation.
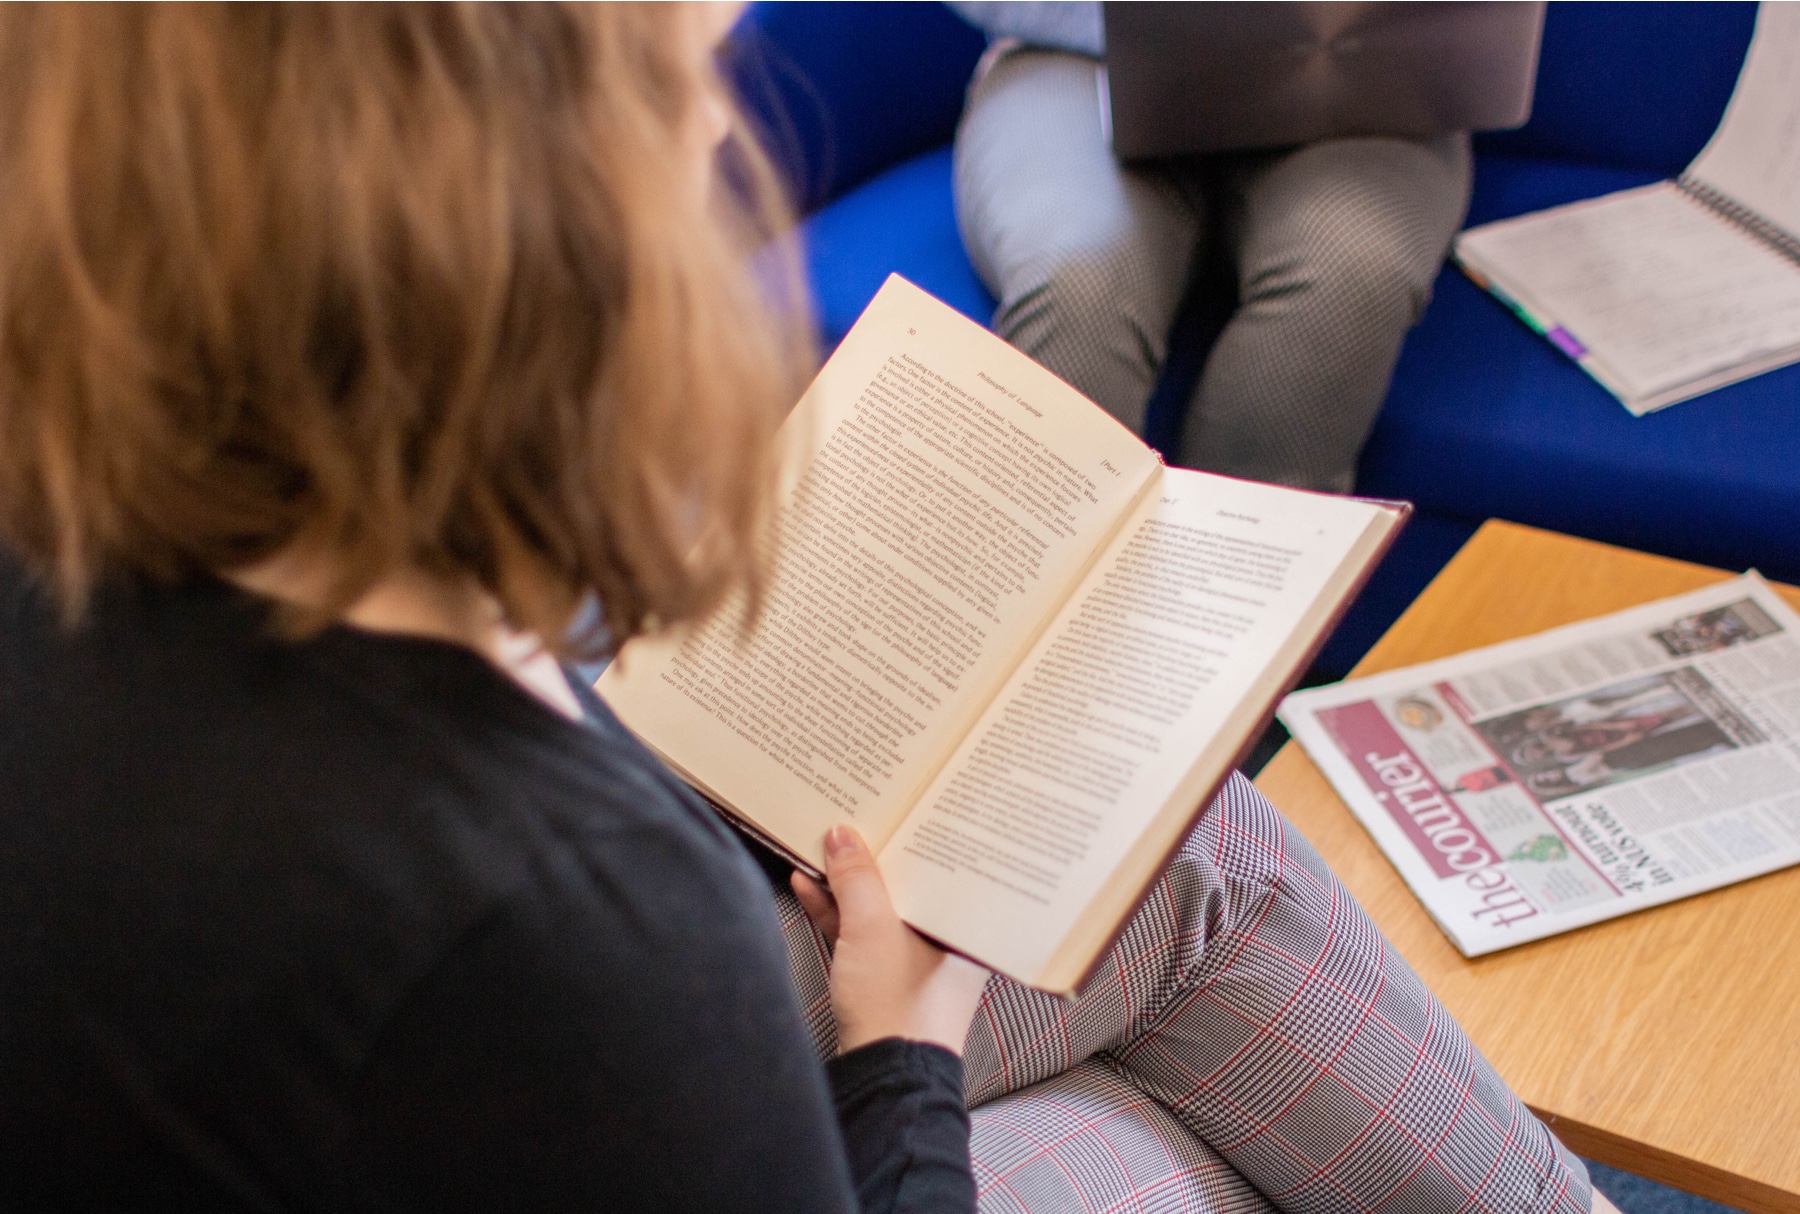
[728,2,1798,676]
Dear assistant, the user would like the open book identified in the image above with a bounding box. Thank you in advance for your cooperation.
[598,277,1405,995]
[1453,2,1800,414]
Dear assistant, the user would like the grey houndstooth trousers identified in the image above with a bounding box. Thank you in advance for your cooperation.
[776,773,1592,1214]
[952,48,1474,494]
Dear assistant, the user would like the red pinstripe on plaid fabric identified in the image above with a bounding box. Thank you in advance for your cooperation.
[775,773,1592,1214]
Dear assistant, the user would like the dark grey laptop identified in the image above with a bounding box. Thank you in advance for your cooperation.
[1103,2,1545,160]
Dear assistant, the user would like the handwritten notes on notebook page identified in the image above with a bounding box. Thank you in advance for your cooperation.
[1456,182,1800,411]
[1687,1,1800,239]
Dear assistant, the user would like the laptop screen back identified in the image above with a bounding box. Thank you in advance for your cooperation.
[1103,2,1545,160]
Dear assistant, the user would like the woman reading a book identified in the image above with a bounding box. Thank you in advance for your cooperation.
[0,5,1607,1212]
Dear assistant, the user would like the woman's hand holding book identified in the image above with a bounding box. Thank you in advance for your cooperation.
[792,826,992,1056]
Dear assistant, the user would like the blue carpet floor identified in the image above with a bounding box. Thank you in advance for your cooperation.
[1588,1160,1744,1214]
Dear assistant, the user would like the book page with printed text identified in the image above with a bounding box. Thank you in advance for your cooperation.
[598,277,1160,867]
[879,468,1399,990]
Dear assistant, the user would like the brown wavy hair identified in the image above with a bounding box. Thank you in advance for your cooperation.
[0,2,810,656]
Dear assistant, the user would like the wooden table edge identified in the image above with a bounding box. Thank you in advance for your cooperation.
[1264,737,1800,1214]
[1261,519,1800,1212]
[1535,1109,1797,1214]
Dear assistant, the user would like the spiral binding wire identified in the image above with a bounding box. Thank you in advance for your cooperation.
[1678,175,1800,266]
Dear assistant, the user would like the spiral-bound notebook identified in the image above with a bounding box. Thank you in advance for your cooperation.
[1452,2,1800,415]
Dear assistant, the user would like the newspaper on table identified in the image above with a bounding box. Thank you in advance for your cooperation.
[1279,573,1800,956]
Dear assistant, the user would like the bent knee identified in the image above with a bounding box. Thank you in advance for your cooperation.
[998,243,1184,347]
[1254,216,1445,323]
[1244,172,1462,325]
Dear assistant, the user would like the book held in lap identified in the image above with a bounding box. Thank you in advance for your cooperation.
[599,276,1403,994]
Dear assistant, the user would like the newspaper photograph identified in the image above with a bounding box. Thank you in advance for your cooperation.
[1279,574,1800,956]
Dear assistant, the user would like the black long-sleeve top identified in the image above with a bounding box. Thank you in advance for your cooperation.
[0,556,976,1213]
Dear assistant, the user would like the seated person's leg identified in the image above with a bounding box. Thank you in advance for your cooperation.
[1073,774,1590,1212]
[953,47,1197,436]
[1181,134,1472,493]
[774,773,1593,1213]
[968,1059,1273,1214]
[775,885,1272,1213]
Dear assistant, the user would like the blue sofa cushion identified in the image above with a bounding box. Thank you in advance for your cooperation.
[727,3,985,213]
[1361,151,1800,583]
[801,148,996,348]
[1475,2,1755,176]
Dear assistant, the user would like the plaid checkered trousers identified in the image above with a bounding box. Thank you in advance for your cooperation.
[776,773,1592,1214]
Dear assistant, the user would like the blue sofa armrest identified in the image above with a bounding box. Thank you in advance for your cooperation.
[726,2,986,215]
[1474,1,1755,175]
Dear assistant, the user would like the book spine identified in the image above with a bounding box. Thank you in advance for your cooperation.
[1678,175,1800,267]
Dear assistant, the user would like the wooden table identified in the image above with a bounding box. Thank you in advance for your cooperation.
[1255,520,1800,1214]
